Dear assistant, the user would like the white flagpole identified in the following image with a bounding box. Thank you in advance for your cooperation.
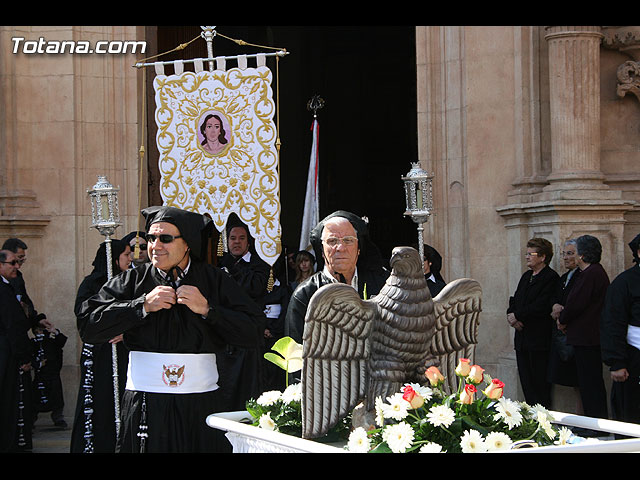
[299,97,323,251]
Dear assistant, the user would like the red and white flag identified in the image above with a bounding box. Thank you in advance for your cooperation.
[299,118,320,251]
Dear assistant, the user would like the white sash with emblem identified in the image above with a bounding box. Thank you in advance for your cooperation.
[126,351,219,394]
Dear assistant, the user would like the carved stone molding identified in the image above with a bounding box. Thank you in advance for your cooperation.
[602,26,640,60]
[616,60,640,101]
[602,26,640,102]
[0,188,50,238]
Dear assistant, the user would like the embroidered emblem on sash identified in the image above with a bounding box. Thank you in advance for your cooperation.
[163,364,185,387]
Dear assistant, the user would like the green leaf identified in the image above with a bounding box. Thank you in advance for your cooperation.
[264,336,303,373]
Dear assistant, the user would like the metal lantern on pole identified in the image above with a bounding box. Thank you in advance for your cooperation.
[87,175,122,437]
[402,162,434,262]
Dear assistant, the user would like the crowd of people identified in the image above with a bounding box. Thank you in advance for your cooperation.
[508,233,640,437]
[2,204,638,452]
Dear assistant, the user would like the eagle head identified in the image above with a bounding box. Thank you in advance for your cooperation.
[389,246,423,278]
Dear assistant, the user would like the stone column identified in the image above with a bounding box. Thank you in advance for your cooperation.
[544,26,606,192]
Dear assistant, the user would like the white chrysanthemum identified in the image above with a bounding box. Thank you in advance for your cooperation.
[426,404,456,428]
[529,403,551,421]
[382,422,415,453]
[403,382,433,402]
[258,412,276,431]
[493,398,523,429]
[460,429,487,453]
[382,393,410,421]
[281,383,301,404]
[375,397,385,427]
[485,431,512,451]
[256,390,282,406]
[347,427,371,453]
[554,427,573,446]
[536,411,557,439]
[419,442,444,453]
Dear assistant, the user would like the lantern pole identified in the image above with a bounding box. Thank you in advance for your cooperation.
[87,175,123,438]
[402,162,434,262]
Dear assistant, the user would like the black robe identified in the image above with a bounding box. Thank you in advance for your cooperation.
[76,261,265,453]
[70,270,129,453]
[31,329,67,416]
[601,264,640,425]
[217,251,270,410]
[0,279,33,452]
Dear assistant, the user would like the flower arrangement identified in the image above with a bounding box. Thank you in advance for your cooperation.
[347,359,574,453]
[247,340,575,452]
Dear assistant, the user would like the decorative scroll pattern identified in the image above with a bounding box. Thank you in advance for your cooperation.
[154,66,281,265]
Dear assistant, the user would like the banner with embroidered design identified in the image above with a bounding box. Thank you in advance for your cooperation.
[154,66,281,266]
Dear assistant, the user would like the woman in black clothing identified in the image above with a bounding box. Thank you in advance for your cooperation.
[507,238,559,409]
[70,239,130,453]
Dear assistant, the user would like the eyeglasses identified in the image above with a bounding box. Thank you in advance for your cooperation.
[0,260,19,266]
[323,236,357,248]
[132,243,147,251]
[525,252,541,257]
[145,234,183,244]
[562,251,575,256]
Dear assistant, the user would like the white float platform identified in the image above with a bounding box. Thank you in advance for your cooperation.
[207,410,640,453]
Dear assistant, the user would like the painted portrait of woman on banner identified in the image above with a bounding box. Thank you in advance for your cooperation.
[198,111,232,156]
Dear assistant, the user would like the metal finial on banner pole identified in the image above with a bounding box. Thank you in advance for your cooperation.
[201,26,217,71]
[307,94,325,118]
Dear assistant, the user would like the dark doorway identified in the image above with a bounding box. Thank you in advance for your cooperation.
[148,26,418,263]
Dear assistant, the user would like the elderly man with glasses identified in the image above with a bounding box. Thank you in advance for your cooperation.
[285,210,389,345]
[76,206,265,453]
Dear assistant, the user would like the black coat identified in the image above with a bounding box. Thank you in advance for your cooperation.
[559,263,609,346]
[508,265,559,351]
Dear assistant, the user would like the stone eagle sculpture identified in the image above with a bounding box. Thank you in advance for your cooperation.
[301,246,482,439]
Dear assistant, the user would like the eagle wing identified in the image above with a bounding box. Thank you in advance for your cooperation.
[431,278,482,392]
[301,282,378,439]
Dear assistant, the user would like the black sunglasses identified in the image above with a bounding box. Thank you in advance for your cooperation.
[1,260,19,266]
[145,234,183,244]
[132,243,147,251]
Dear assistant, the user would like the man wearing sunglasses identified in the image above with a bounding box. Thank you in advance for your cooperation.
[285,210,389,345]
[76,206,265,453]
[0,249,34,452]
[1,238,51,331]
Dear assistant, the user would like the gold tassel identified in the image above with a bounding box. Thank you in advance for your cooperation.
[267,268,274,292]
[217,235,224,257]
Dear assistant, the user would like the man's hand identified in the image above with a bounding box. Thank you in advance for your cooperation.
[551,303,563,321]
[611,368,629,383]
[144,285,177,313]
[556,319,567,334]
[176,285,209,316]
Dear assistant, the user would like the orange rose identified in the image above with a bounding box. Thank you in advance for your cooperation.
[483,378,505,400]
[425,366,445,387]
[459,383,476,404]
[455,358,471,377]
[402,385,425,409]
[468,365,484,385]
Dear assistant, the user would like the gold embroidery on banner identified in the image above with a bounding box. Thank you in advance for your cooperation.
[154,67,281,265]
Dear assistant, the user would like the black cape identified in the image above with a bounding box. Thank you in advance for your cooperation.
[76,261,265,453]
